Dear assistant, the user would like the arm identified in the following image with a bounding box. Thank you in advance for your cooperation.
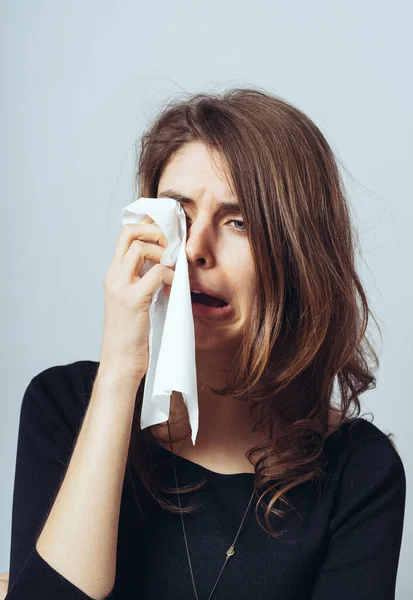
[6,364,140,600]
[309,437,406,599]
[0,573,8,600]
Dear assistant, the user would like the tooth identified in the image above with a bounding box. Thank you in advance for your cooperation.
[192,290,202,294]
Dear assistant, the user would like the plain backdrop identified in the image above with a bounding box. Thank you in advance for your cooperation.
[1,1,411,597]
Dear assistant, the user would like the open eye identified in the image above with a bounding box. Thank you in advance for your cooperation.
[229,219,247,234]
[185,215,247,235]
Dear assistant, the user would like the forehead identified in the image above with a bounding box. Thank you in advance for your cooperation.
[158,142,234,200]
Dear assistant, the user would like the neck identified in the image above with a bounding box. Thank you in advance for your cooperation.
[153,352,271,472]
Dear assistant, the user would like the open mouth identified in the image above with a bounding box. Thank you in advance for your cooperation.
[190,291,228,308]
[190,291,231,319]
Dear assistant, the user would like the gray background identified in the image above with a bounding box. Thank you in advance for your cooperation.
[1,1,411,597]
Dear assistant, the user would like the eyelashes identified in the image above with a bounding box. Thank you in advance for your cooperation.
[229,220,247,234]
[185,216,247,235]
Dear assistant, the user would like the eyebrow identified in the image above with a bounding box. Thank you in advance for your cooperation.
[158,189,241,213]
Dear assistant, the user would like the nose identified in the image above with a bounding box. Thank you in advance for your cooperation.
[185,218,215,267]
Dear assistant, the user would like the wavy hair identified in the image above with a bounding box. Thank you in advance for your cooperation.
[125,87,380,536]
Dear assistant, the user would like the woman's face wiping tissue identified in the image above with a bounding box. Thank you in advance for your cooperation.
[157,141,257,351]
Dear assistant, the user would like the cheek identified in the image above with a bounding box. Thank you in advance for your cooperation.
[244,279,258,309]
[229,259,257,307]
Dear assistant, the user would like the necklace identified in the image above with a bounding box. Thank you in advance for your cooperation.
[167,422,255,600]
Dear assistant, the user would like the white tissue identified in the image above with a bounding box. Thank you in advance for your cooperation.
[120,197,199,445]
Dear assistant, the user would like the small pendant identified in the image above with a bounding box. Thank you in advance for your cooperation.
[226,545,235,559]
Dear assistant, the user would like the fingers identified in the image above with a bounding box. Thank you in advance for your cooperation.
[111,219,168,276]
[129,263,174,304]
[118,239,166,285]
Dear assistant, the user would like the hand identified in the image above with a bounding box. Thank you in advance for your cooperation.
[0,572,8,599]
[99,216,174,384]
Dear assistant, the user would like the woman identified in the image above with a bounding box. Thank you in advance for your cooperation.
[4,88,406,599]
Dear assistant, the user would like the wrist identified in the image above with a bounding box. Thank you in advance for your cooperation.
[95,362,143,393]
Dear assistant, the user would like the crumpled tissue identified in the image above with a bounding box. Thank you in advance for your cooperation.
[120,197,199,445]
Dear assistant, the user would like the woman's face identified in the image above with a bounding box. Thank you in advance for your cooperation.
[157,141,257,352]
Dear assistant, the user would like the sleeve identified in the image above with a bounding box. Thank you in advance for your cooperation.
[5,370,98,600]
[309,436,406,600]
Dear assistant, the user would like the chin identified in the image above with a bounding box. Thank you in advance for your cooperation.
[194,327,242,351]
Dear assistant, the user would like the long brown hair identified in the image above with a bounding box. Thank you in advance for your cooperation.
[125,87,380,536]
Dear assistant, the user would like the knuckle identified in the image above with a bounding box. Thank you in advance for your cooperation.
[139,215,154,224]
[122,223,135,235]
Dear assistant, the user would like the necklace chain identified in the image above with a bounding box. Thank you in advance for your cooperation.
[167,422,255,600]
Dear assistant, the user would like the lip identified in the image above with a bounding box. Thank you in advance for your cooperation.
[189,280,230,305]
[191,301,233,320]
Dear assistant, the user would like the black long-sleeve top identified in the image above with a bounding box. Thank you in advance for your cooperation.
[5,360,406,599]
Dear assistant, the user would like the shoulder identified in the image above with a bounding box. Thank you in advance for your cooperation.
[322,417,406,513]
[325,416,403,465]
[20,359,100,444]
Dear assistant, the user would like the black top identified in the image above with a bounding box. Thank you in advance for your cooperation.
[5,360,406,599]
